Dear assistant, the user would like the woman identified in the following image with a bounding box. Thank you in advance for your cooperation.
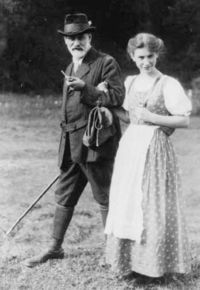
[105,33,192,279]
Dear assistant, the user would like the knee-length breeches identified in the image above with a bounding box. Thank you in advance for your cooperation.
[55,160,114,207]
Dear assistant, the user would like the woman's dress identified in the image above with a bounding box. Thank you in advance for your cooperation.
[105,74,192,277]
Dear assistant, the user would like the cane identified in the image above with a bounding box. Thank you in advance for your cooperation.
[6,175,60,236]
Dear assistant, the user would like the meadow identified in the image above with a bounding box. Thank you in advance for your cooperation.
[0,93,200,290]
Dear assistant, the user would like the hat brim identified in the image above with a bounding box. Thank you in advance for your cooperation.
[57,26,96,37]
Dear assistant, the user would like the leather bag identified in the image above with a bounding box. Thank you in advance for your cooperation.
[83,103,116,148]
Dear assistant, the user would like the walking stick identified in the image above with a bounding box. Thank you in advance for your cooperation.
[6,175,60,236]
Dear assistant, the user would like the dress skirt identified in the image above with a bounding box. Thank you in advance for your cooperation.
[105,124,191,277]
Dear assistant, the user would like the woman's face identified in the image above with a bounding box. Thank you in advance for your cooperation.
[131,47,158,74]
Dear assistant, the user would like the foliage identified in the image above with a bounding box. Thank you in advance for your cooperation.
[1,0,200,93]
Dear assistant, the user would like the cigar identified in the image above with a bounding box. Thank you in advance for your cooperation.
[61,70,74,81]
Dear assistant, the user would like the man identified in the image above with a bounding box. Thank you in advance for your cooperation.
[23,13,125,267]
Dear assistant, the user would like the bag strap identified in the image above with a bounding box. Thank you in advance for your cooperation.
[85,103,104,147]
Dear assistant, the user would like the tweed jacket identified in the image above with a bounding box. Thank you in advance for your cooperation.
[58,47,125,168]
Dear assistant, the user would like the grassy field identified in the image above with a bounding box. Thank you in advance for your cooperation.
[0,93,200,290]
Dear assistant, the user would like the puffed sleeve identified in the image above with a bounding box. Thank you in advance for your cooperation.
[123,76,135,110]
[163,76,192,116]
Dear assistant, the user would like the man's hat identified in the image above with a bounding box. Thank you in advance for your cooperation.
[58,13,96,37]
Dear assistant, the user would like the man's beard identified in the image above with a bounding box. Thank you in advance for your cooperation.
[71,48,85,59]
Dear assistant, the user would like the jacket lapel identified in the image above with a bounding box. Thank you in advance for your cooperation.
[61,48,99,120]
[61,64,73,120]
[62,63,73,96]
[75,62,90,79]
[75,47,99,79]
[66,63,73,76]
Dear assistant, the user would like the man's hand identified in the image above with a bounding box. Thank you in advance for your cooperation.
[65,76,85,91]
[96,81,108,93]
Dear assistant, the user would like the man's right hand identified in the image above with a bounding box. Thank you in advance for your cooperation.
[65,76,85,91]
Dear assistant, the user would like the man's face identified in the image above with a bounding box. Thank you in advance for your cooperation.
[64,33,92,60]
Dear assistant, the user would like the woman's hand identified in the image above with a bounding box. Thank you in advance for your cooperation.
[134,107,154,123]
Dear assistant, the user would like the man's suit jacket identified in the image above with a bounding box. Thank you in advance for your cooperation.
[58,47,125,168]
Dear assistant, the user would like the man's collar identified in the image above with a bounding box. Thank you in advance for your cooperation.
[72,57,83,65]
[71,47,99,65]
[81,47,99,64]
[66,47,99,78]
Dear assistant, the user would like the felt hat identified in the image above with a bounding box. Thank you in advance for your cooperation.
[58,13,96,36]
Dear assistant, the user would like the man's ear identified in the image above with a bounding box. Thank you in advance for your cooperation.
[64,37,68,46]
[88,33,92,42]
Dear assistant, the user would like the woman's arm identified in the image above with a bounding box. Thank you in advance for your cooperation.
[151,113,190,128]
[135,107,190,128]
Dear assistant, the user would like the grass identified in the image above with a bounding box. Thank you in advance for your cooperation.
[0,93,200,289]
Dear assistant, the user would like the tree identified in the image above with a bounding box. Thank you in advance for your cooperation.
[1,0,200,92]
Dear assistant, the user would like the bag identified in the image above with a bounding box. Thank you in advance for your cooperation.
[160,126,175,136]
[83,103,115,148]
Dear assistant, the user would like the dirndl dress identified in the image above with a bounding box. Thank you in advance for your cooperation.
[105,74,192,277]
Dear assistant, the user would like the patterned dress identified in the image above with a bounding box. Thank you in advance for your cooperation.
[105,74,192,277]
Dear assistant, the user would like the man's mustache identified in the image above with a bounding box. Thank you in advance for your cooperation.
[72,47,83,51]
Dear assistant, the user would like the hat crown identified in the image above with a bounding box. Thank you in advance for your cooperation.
[58,13,95,36]
[65,13,89,25]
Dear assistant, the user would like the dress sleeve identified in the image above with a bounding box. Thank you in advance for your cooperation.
[163,76,192,116]
[123,76,135,110]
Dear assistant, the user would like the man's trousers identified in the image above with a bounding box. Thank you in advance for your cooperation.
[55,160,114,208]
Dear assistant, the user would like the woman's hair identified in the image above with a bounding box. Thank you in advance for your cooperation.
[127,33,165,57]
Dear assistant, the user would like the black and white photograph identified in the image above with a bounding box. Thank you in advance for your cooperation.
[0,0,200,289]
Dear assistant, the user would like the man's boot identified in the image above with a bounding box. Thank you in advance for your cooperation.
[100,204,108,228]
[99,204,108,267]
[23,205,74,268]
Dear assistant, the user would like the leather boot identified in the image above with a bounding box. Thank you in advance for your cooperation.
[23,205,74,268]
[99,204,108,228]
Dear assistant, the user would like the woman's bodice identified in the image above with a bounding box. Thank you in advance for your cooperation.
[127,75,170,125]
